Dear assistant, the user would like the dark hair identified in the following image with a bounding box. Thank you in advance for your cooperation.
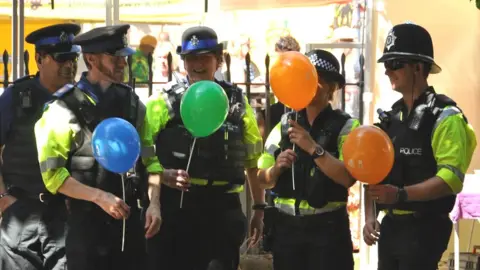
[275,36,301,52]
[422,62,432,79]
[214,49,224,67]
[407,61,431,79]
[181,49,224,69]
[35,50,48,63]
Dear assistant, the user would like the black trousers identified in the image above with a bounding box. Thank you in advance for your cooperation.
[271,208,354,270]
[147,193,247,270]
[378,213,452,270]
[0,197,68,270]
[65,201,146,270]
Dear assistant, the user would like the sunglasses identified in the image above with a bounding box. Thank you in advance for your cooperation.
[51,53,78,63]
[384,59,411,71]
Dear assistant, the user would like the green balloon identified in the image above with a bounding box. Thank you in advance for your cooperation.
[180,80,230,138]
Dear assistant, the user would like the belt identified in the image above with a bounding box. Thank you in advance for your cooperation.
[189,178,244,193]
[8,187,59,205]
[384,209,449,220]
[274,198,347,216]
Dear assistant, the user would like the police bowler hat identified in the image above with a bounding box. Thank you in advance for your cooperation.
[377,23,441,74]
[176,26,223,56]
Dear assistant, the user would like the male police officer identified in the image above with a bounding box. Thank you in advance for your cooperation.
[0,23,81,270]
[34,24,162,270]
[363,23,477,270]
[144,26,265,270]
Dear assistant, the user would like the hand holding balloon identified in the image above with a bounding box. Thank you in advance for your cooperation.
[94,191,130,220]
[287,120,317,154]
[366,184,400,204]
[274,150,297,173]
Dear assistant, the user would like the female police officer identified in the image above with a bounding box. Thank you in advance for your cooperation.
[257,49,360,270]
[144,26,265,270]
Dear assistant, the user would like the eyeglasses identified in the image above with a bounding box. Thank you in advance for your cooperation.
[51,53,78,63]
[384,59,411,71]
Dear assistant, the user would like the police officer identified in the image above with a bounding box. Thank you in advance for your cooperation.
[34,24,162,270]
[0,23,81,270]
[363,23,477,270]
[257,49,360,270]
[144,26,265,270]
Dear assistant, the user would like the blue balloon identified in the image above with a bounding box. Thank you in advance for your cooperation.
[91,117,141,174]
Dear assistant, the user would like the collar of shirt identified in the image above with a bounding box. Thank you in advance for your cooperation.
[298,103,334,129]
[391,86,436,111]
[77,72,109,104]
[33,73,54,100]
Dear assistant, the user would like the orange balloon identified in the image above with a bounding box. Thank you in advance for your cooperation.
[269,51,318,111]
[342,125,395,185]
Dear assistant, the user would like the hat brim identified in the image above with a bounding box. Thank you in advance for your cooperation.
[42,44,81,55]
[377,52,442,74]
[176,44,223,56]
[318,71,346,89]
[55,45,81,54]
[113,47,135,57]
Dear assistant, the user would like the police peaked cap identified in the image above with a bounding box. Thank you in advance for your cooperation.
[25,23,81,54]
[377,22,441,74]
[73,24,135,57]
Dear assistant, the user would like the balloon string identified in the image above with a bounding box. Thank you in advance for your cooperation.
[120,173,126,252]
[180,137,197,208]
[291,112,298,191]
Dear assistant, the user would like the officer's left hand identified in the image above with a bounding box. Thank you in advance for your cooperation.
[367,184,399,204]
[249,210,264,247]
[144,203,162,239]
[287,120,316,154]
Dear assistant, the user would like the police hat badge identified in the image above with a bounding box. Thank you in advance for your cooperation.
[385,30,397,51]
[59,31,69,43]
[190,35,199,48]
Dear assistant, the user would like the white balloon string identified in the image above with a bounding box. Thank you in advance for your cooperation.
[180,137,197,208]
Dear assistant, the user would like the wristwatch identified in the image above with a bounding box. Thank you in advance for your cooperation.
[396,188,408,203]
[311,145,325,159]
[0,191,9,200]
[252,203,267,210]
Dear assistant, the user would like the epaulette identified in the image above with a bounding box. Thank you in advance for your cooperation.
[12,75,35,86]
[333,109,352,120]
[433,94,457,108]
[53,84,75,99]
[391,98,404,110]
[43,83,75,111]
[113,82,133,91]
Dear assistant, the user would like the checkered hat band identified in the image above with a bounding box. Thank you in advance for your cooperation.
[308,54,338,73]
